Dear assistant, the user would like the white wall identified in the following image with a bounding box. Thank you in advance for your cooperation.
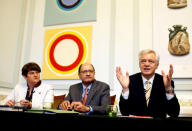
[1,0,192,110]
[0,0,26,89]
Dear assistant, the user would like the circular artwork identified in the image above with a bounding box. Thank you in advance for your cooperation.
[57,0,83,11]
[45,30,88,76]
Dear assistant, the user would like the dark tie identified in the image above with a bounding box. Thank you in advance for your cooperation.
[82,87,88,105]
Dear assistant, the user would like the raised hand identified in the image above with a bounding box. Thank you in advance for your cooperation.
[161,64,174,91]
[116,66,130,93]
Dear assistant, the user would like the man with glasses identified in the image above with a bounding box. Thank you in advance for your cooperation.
[3,62,53,109]
[116,49,180,118]
[60,63,110,115]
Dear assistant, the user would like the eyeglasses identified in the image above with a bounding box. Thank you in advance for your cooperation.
[140,59,156,65]
[80,70,95,74]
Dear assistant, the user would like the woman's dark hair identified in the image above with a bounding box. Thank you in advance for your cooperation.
[22,62,41,77]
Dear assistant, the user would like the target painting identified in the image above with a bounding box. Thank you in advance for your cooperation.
[44,0,97,26]
[42,25,92,79]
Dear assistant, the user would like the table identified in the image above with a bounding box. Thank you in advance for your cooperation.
[0,110,192,129]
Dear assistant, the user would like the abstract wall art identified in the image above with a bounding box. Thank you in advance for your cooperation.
[44,0,97,26]
[42,25,92,79]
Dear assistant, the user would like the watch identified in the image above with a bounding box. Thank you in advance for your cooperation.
[166,89,174,94]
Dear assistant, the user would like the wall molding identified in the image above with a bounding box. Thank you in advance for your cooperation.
[108,0,116,90]
[174,79,192,91]
[0,81,12,88]
[133,0,140,74]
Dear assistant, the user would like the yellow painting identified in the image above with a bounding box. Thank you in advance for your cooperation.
[42,25,92,79]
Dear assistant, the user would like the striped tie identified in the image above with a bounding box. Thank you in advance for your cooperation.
[145,81,151,106]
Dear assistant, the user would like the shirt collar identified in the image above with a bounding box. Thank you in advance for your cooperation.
[82,83,92,90]
[142,75,155,85]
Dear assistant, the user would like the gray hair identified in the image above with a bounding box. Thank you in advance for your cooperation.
[139,49,160,64]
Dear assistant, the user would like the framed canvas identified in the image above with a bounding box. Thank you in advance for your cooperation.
[42,25,92,79]
[44,0,97,26]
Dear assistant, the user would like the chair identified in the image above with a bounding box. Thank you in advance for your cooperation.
[53,94,66,109]
[110,95,116,105]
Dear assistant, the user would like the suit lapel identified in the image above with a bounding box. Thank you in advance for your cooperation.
[86,80,97,105]
[148,74,158,107]
[150,74,158,96]
[77,84,83,101]
[138,74,147,106]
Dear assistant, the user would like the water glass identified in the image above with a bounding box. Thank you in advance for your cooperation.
[106,105,118,117]
[43,102,53,109]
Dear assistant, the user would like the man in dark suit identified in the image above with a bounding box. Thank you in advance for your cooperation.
[60,63,110,115]
[116,49,180,118]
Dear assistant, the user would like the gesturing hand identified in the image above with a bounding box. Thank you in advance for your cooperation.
[161,64,174,91]
[116,66,130,93]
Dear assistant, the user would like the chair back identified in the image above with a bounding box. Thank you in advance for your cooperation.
[53,94,66,109]
[110,95,116,105]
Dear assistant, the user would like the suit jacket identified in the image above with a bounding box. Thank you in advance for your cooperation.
[65,80,110,115]
[119,73,180,118]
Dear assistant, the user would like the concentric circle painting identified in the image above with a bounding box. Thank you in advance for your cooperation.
[44,0,96,26]
[42,26,92,79]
